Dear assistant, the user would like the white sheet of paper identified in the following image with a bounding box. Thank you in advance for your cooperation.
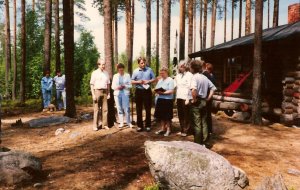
[142,84,150,90]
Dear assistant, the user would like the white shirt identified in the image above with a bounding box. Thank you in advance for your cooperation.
[175,71,193,100]
[90,69,110,89]
[111,73,132,96]
[53,75,65,90]
[190,73,217,99]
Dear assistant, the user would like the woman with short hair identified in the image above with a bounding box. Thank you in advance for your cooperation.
[154,67,175,136]
[111,63,133,128]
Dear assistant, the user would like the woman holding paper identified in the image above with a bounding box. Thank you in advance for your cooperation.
[154,67,175,136]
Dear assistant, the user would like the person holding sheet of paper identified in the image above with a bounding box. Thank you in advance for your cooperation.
[131,57,156,132]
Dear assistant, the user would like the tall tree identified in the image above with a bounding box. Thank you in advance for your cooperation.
[188,0,194,54]
[193,1,196,52]
[245,0,251,35]
[252,0,263,125]
[231,0,234,40]
[103,0,113,77]
[224,0,227,42]
[203,0,208,48]
[130,0,134,68]
[238,0,242,38]
[4,0,11,97]
[146,0,151,66]
[12,0,17,100]
[44,0,52,72]
[267,0,270,28]
[55,0,61,72]
[273,0,279,27]
[200,0,203,50]
[210,0,217,47]
[156,0,159,75]
[63,0,76,117]
[20,0,26,104]
[32,0,35,11]
[179,0,186,60]
[161,0,171,69]
[114,4,118,65]
[125,0,133,74]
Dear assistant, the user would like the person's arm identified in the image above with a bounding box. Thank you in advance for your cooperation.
[125,74,132,89]
[47,79,53,91]
[191,89,198,103]
[131,70,142,85]
[144,69,156,84]
[207,89,215,101]
[90,73,96,101]
[190,75,198,103]
[107,83,111,99]
[207,80,217,101]
[111,75,117,90]
[162,79,175,95]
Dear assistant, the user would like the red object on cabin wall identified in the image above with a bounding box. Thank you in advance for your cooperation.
[223,70,253,97]
[288,3,300,24]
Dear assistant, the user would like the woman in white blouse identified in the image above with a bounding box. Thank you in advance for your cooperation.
[111,63,133,128]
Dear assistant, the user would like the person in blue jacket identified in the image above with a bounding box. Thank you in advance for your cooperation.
[41,70,53,109]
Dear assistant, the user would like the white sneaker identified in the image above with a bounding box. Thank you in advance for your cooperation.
[164,131,171,137]
[176,132,182,136]
[119,123,124,128]
[181,133,187,137]
[129,124,134,128]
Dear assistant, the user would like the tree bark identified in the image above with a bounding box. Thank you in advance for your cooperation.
[55,0,61,73]
[44,0,52,73]
[193,2,196,52]
[224,0,227,43]
[245,0,251,35]
[161,0,171,69]
[32,0,35,11]
[114,4,118,65]
[267,0,270,28]
[20,0,26,104]
[104,0,113,78]
[210,0,217,47]
[63,0,76,117]
[131,0,134,67]
[5,0,11,98]
[203,0,208,49]
[199,0,203,50]
[252,0,263,125]
[273,0,279,27]
[179,0,186,60]
[238,0,242,38]
[156,0,159,76]
[146,0,151,66]
[231,0,234,40]
[12,0,17,100]
[188,0,194,54]
[125,0,133,74]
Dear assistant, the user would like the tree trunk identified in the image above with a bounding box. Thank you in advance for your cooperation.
[63,0,76,117]
[156,0,159,76]
[12,0,17,100]
[55,0,61,73]
[179,0,186,60]
[44,0,52,73]
[146,0,151,66]
[114,4,118,65]
[231,0,234,40]
[104,0,113,78]
[193,2,196,52]
[125,0,132,74]
[245,0,251,35]
[273,0,279,27]
[188,0,194,54]
[131,0,134,67]
[200,0,203,50]
[161,0,171,69]
[20,0,26,104]
[203,0,208,49]
[5,0,11,98]
[210,0,217,47]
[267,0,270,28]
[224,0,227,42]
[32,0,35,11]
[252,0,263,125]
[238,0,242,38]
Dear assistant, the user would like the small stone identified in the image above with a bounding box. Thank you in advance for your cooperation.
[287,168,300,176]
[55,128,65,136]
[33,183,43,188]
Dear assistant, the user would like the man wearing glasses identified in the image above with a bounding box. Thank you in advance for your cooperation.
[90,59,111,131]
[131,57,155,132]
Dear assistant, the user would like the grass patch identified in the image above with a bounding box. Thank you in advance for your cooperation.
[144,183,160,190]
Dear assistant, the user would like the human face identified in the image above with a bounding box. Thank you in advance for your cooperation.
[118,68,125,75]
[98,61,105,71]
[160,70,168,79]
[138,60,146,69]
[57,72,61,77]
[179,64,186,73]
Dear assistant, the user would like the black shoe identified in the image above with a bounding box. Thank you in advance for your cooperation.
[137,127,143,132]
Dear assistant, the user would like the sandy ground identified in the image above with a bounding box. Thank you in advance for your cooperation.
[1,106,300,190]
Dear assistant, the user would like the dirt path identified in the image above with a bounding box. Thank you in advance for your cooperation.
[1,107,300,190]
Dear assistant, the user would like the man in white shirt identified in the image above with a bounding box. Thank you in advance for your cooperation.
[190,60,217,145]
[175,60,193,137]
[90,59,111,131]
[53,70,66,110]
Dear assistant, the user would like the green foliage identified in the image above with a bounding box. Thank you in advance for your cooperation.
[75,95,93,106]
[144,183,160,190]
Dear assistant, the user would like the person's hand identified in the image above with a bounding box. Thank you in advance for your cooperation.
[191,99,197,104]
[143,80,149,84]
[185,99,189,105]
[137,80,143,84]
[107,94,111,100]
[156,91,164,95]
[92,95,97,101]
[118,85,125,90]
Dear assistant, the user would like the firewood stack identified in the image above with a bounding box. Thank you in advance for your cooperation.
[281,74,296,125]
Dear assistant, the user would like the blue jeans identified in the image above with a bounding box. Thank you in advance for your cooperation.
[114,92,131,125]
[42,89,52,108]
[56,89,66,110]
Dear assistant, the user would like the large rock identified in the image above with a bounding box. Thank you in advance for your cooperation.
[27,116,70,128]
[255,173,288,190]
[0,151,42,185]
[145,141,249,190]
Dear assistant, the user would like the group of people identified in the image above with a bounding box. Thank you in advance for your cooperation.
[41,70,66,110]
[90,57,216,145]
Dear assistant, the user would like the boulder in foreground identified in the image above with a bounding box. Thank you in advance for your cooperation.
[145,141,249,190]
